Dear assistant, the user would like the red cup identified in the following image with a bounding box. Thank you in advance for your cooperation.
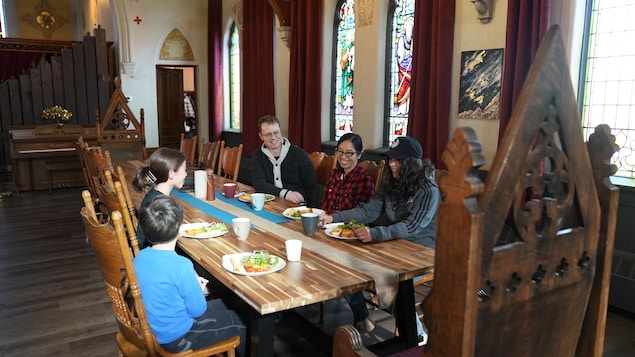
[223,183,237,198]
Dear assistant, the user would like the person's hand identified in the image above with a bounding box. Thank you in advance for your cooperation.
[319,214,333,227]
[353,226,372,243]
[286,191,305,205]
[197,275,209,294]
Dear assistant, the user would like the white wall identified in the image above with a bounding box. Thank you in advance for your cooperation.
[114,0,208,148]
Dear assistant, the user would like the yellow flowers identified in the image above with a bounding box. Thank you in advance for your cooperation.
[42,105,72,124]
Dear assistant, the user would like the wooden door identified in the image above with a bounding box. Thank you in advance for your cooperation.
[156,67,184,150]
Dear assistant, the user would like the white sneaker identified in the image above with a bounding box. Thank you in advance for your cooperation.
[355,318,376,334]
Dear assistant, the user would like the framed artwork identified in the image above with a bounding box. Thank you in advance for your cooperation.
[458,48,504,120]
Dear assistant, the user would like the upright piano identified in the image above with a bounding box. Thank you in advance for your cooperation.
[8,125,97,193]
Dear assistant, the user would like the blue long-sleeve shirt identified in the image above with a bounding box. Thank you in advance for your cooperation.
[133,248,206,344]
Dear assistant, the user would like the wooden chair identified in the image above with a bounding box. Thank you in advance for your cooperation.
[198,139,222,170]
[216,144,243,182]
[96,77,147,163]
[80,195,241,357]
[180,133,197,164]
[315,153,336,187]
[308,151,327,171]
[359,160,385,188]
[96,177,141,255]
[333,25,619,357]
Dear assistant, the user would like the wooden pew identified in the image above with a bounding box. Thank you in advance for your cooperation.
[333,24,619,357]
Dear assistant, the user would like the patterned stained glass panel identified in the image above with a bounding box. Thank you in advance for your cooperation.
[229,23,241,130]
[581,1,635,178]
[387,0,415,145]
[334,0,355,141]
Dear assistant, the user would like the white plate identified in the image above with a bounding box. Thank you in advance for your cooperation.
[222,252,286,276]
[323,222,359,240]
[282,206,326,220]
[237,193,276,203]
[180,222,229,239]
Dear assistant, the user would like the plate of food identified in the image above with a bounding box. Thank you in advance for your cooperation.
[180,222,229,238]
[323,220,365,240]
[238,193,276,203]
[282,206,326,220]
[222,251,286,276]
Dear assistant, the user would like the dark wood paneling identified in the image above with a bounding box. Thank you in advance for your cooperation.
[83,35,99,123]
[61,48,77,118]
[8,79,22,124]
[19,74,33,123]
[95,28,110,117]
[40,61,54,110]
[51,56,65,111]
[72,43,88,122]
[29,67,43,125]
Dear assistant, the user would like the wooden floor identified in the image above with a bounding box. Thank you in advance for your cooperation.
[0,187,634,356]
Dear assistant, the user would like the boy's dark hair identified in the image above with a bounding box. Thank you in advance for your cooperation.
[138,195,184,244]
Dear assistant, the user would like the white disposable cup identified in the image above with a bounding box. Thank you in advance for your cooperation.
[285,239,302,262]
[250,193,265,211]
[194,170,207,198]
[232,217,251,240]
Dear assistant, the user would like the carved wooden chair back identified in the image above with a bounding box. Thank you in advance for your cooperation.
[198,139,222,171]
[179,133,197,164]
[359,159,385,189]
[81,193,241,357]
[308,151,327,171]
[333,25,619,357]
[96,177,140,255]
[216,144,243,182]
[96,77,147,162]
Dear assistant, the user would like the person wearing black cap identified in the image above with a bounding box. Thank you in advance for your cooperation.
[319,136,441,335]
[133,196,247,356]
[320,136,440,247]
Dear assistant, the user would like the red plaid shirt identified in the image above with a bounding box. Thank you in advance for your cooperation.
[320,164,375,214]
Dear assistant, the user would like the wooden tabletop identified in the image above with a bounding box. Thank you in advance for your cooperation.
[119,160,434,312]
[117,160,435,354]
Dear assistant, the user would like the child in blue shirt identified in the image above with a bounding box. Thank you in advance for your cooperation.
[134,195,246,355]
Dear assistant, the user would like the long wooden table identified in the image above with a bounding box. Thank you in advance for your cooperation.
[118,160,435,356]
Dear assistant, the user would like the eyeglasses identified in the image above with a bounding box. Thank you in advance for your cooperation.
[334,149,359,158]
[261,131,281,139]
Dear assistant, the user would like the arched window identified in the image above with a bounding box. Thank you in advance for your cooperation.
[228,22,241,130]
[386,0,415,145]
[580,1,635,178]
[332,0,355,141]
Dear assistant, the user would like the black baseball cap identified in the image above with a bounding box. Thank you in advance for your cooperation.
[385,136,423,159]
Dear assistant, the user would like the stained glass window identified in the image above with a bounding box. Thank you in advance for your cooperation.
[333,0,355,141]
[386,0,415,145]
[580,1,635,178]
[229,22,241,130]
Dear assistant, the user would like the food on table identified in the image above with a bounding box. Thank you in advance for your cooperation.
[287,207,313,218]
[234,251,280,273]
[329,220,365,237]
[183,222,228,237]
[239,193,251,202]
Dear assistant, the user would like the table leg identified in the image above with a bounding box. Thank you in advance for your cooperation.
[394,279,418,347]
[248,313,277,357]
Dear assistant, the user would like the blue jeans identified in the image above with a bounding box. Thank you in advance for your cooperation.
[161,299,247,357]
[345,292,369,322]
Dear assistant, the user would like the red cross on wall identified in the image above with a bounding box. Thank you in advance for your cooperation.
[133,16,142,25]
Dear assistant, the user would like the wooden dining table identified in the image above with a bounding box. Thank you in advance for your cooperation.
[118,160,435,356]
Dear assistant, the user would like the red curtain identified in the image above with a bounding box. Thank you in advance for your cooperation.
[241,0,276,156]
[208,0,223,142]
[498,0,551,141]
[407,1,455,170]
[0,51,42,83]
[287,0,323,152]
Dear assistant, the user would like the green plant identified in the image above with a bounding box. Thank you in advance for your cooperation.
[42,105,72,124]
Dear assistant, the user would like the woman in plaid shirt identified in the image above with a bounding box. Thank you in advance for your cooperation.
[320,132,375,214]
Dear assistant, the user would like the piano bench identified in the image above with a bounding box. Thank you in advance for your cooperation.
[45,161,82,193]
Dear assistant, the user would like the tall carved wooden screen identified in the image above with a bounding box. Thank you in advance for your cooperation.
[0,28,113,178]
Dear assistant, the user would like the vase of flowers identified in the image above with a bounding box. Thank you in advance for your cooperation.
[42,105,72,126]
